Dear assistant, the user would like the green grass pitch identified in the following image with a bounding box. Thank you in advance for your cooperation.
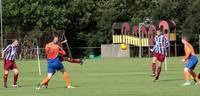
[0,56,200,96]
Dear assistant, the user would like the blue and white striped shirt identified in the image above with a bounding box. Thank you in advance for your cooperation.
[152,35,170,55]
[3,44,18,61]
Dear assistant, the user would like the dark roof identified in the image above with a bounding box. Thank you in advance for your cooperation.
[167,20,176,28]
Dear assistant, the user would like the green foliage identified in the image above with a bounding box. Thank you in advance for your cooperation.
[182,0,200,36]
[2,0,200,49]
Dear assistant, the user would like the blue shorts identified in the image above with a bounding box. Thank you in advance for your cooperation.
[47,57,64,73]
[185,55,198,70]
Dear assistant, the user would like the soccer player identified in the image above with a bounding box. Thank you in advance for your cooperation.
[1,40,19,88]
[151,30,169,81]
[37,35,75,89]
[42,39,84,88]
[181,36,199,86]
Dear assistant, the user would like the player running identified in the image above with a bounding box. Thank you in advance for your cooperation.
[37,35,75,89]
[181,36,199,86]
[151,30,169,81]
[1,40,19,88]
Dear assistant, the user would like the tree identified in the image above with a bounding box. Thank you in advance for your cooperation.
[2,0,200,56]
[183,0,200,36]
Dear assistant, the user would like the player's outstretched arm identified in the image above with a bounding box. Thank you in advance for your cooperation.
[60,40,67,44]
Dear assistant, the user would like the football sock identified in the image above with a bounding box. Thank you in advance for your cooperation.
[40,77,51,86]
[185,71,190,81]
[157,67,162,76]
[4,74,8,86]
[13,73,19,85]
[67,58,81,63]
[63,72,71,86]
[152,63,156,75]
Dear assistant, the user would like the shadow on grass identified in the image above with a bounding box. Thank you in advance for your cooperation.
[47,85,80,90]
[18,84,36,88]
[159,78,182,82]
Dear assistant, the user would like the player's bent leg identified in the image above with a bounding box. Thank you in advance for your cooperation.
[37,73,53,90]
[184,57,198,85]
[42,73,53,85]
[60,69,70,86]
[3,70,9,88]
[157,62,162,76]
[66,58,84,65]
[190,70,199,83]
[182,67,192,86]
[3,60,12,88]
[151,57,157,77]
[44,70,56,88]
[153,54,165,81]
[188,57,198,83]
[153,61,162,81]
[60,69,75,88]
[13,68,19,88]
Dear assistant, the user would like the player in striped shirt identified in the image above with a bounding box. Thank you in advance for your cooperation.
[150,30,169,81]
[1,40,19,88]
[181,36,199,86]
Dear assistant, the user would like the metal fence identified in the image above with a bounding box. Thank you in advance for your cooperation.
[0,44,199,59]
[16,47,102,59]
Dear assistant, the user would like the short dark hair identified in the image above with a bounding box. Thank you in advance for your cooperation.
[12,39,18,42]
[46,34,56,43]
[53,34,59,38]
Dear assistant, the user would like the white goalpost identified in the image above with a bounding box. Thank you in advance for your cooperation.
[37,46,41,76]
[164,47,169,72]
[164,56,168,72]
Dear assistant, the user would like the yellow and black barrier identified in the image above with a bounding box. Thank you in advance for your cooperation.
[112,35,149,47]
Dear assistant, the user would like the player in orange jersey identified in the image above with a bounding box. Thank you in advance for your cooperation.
[36,35,75,89]
[42,38,84,88]
[181,36,199,86]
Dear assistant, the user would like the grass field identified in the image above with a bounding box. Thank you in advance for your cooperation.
[0,56,200,96]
